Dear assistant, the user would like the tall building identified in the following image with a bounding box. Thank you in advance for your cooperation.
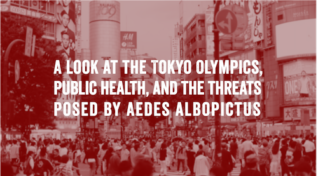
[89,0,121,85]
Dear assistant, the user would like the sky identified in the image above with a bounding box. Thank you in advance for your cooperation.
[81,1,180,61]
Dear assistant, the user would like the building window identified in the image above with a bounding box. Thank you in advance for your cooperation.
[191,24,196,31]
[48,2,55,14]
[12,0,20,5]
[198,20,205,27]
[39,1,47,12]
[43,22,55,37]
[30,0,39,9]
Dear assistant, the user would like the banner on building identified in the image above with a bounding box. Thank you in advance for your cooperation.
[251,0,264,42]
[121,31,137,49]
[171,38,180,60]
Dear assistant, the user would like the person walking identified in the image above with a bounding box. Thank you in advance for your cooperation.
[176,141,187,174]
[186,143,196,176]
[270,139,281,176]
[159,142,167,176]
[194,151,210,176]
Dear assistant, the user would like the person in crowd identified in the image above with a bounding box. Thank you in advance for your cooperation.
[33,148,54,176]
[131,157,154,176]
[121,142,130,162]
[239,150,262,176]
[303,136,315,163]
[186,142,196,176]
[72,144,82,176]
[24,151,35,176]
[166,142,174,170]
[19,141,28,163]
[258,140,271,176]
[176,141,187,174]
[108,146,121,176]
[119,160,133,176]
[86,142,98,176]
[194,150,210,176]
[210,166,227,176]
[280,138,290,176]
[230,138,238,160]
[270,139,281,176]
[294,159,314,176]
[193,140,199,153]
[159,142,168,176]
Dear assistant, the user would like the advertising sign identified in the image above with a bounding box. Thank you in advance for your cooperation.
[284,106,316,121]
[56,0,76,62]
[251,0,264,42]
[205,10,214,55]
[171,38,180,60]
[264,4,274,48]
[121,31,137,49]
[283,60,316,105]
[273,1,316,60]
[24,26,33,57]
[90,1,120,22]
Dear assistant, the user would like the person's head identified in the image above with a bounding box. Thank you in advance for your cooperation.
[53,149,59,156]
[294,160,312,176]
[131,158,154,176]
[61,31,70,49]
[119,160,133,176]
[134,142,140,152]
[60,155,69,163]
[244,150,258,169]
[161,142,167,149]
[221,143,228,151]
[61,10,70,27]
[262,141,268,148]
[188,142,193,149]
[197,150,204,156]
[195,140,199,145]
[27,151,35,158]
[40,148,47,158]
[210,166,227,176]
[301,70,307,78]
[199,144,203,150]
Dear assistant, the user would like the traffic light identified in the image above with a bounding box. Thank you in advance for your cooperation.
[220,35,244,51]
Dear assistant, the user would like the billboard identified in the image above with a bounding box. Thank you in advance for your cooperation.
[56,0,76,62]
[273,1,316,60]
[283,59,316,105]
[121,31,137,49]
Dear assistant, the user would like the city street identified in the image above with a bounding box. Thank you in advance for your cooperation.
[76,162,241,176]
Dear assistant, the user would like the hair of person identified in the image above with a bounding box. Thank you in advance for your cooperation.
[188,142,193,149]
[102,143,108,150]
[40,148,47,157]
[300,156,312,165]
[195,140,199,144]
[27,151,34,157]
[244,150,255,161]
[60,155,69,163]
[161,142,167,149]
[199,144,203,149]
[119,160,132,173]
[61,10,68,17]
[262,141,268,147]
[61,30,69,37]
[131,158,154,176]
[271,139,280,155]
[197,150,204,156]
[134,142,140,151]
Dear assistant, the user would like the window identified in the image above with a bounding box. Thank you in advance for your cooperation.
[198,20,205,27]
[20,0,29,7]
[31,0,39,9]
[48,2,55,14]
[39,1,47,11]
[191,24,196,31]
[12,0,20,5]
[43,22,55,37]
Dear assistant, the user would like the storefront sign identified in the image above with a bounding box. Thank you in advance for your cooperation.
[251,0,264,42]
[284,107,316,121]
[121,31,137,49]
[263,4,274,48]
[9,6,57,23]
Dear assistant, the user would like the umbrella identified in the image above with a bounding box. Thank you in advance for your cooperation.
[172,137,183,142]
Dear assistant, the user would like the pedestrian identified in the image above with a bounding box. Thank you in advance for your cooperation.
[131,157,154,176]
[176,141,187,174]
[221,143,234,176]
[186,143,196,176]
[24,151,35,176]
[121,143,130,162]
[119,160,133,176]
[159,142,168,176]
[107,146,121,176]
[210,166,227,176]
[258,140,271,176]
[33,148,54,176]
[72,144,83,176]
[280,138,290,176]
[293,159,314,176]
[19,142,27,163]
[86,142,97,176]
[269,139,281,176]
[239,150,262,176]
[194,151,210,176]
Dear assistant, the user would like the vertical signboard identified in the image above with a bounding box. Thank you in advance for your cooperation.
[171,38,180,60]
[120,31,137,49]
[75,1,81,54]
[55,0,79,131]
[264,3,274,48]
[24,26,33,57]
[251,0,264,42]
[205,9,214,55]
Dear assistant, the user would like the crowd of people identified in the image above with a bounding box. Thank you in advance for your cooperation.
[0,134,316,176]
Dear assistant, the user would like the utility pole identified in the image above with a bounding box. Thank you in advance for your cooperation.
[213,0,222,156]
